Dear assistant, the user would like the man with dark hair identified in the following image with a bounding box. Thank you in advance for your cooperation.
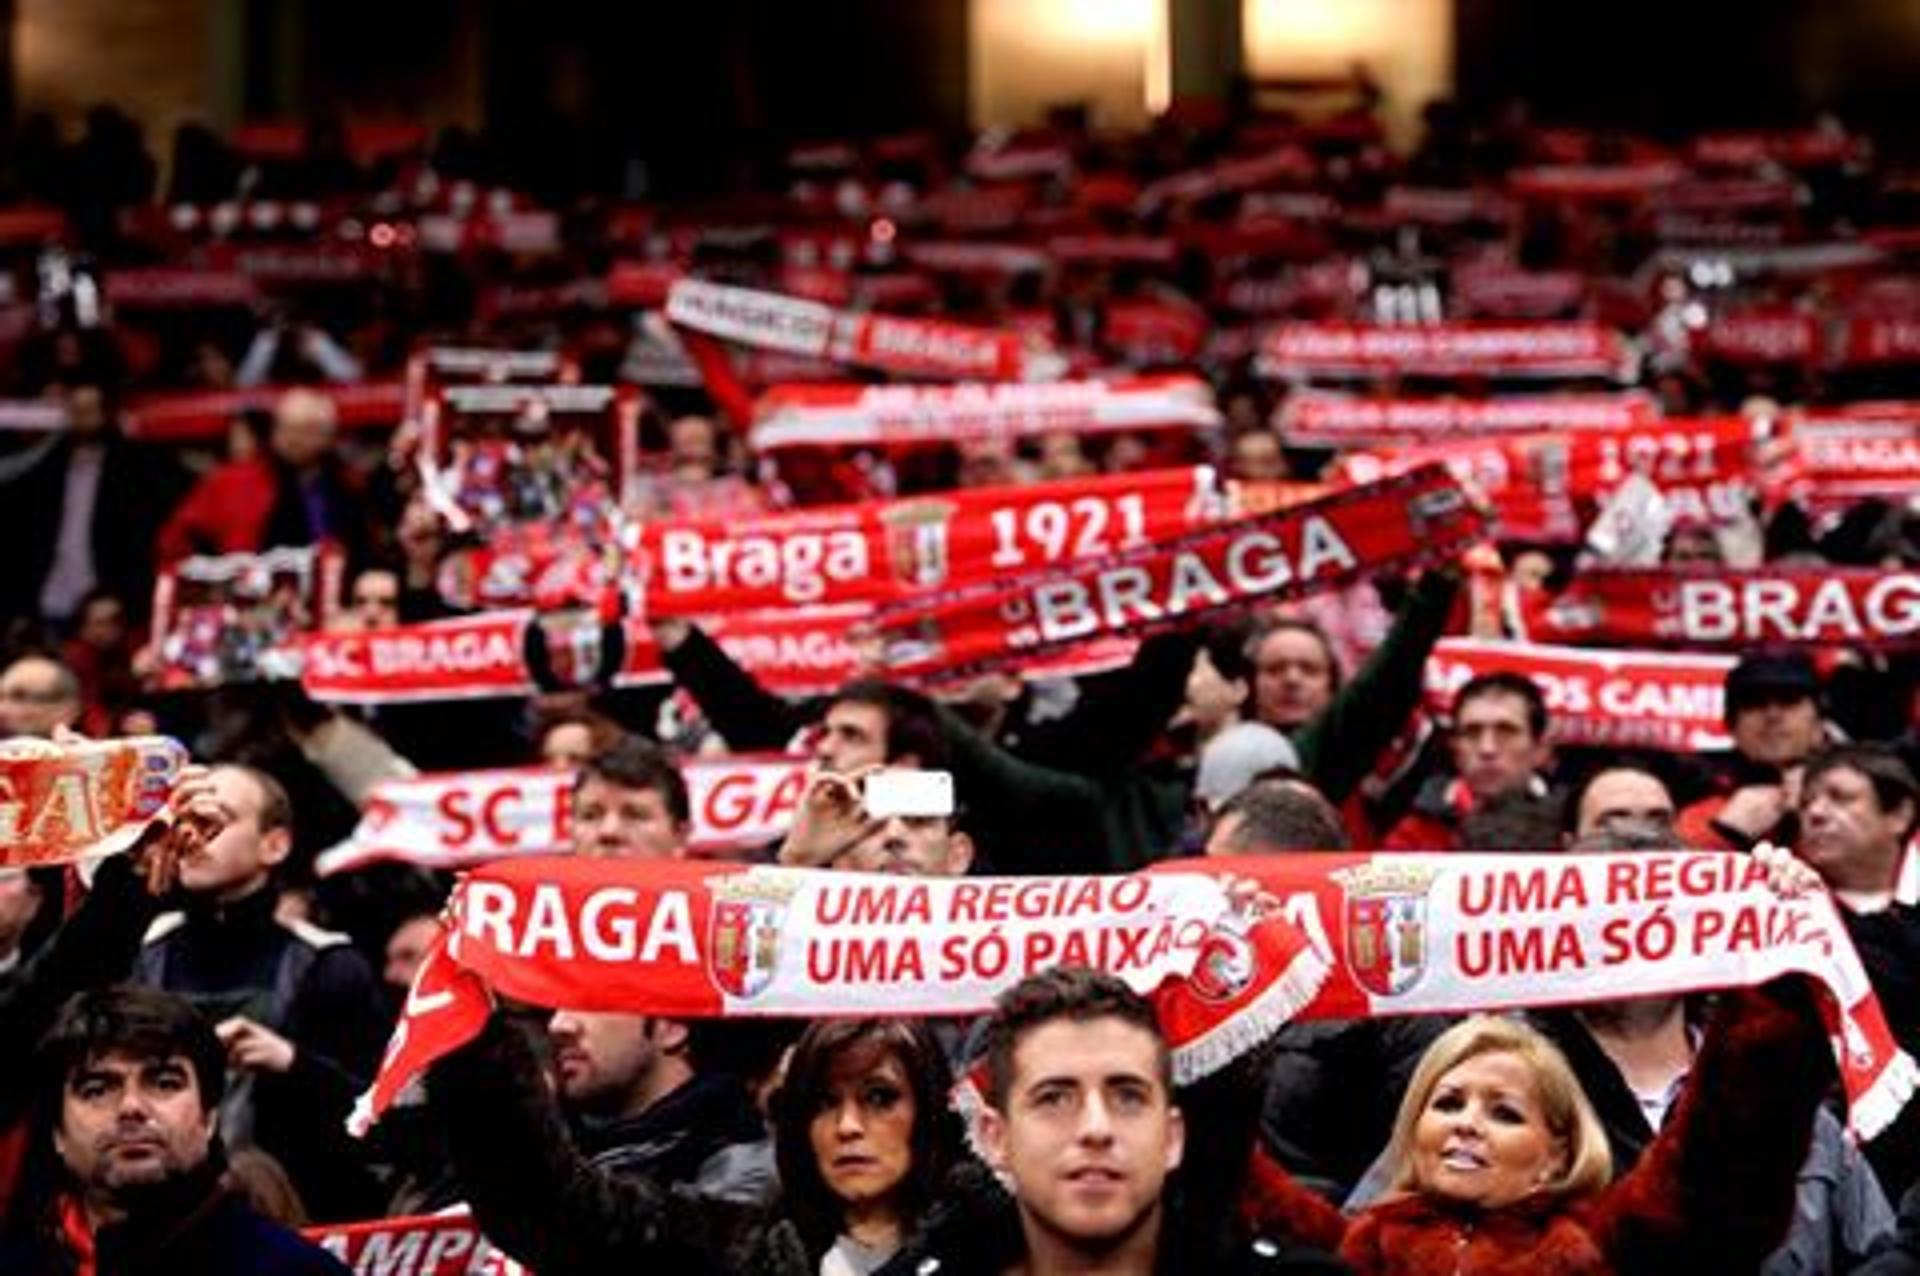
[132,764,385,1220]
[1383,670,1553,851]
[1562,759,1677,845]
[899,967,1346,1274]
[1679,649,1830,850]
[1794,744,1920,1198]
[573,737,691,859]
[1206,777,1350,856]
[0,985,348,1273]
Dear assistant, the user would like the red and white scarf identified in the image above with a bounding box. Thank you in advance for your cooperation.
[1256,322,1636,380]
[1526,567,1920,649]
[356,852,1917,1143]
[748,374,1221,452]
[304,1209,526,1276]
[1426,639,1735,751]
[0,736,188,868]
[316,756,812,876]
[1278,393,1659,447]
[666,278,1053,382]
[874,466,1482,678]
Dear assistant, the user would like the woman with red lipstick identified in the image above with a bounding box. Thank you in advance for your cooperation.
[429,1013,967,1275]
[1239,977,1833,1275]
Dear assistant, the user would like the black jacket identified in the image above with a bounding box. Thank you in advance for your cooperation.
[0,1158,349,1276]
[873,1156,1353,1276]
[132,886,386,1221]
[576,1067,774,1205]
[1845,905,1920,1201]
[0,431,190,622]
[429,1015,830,1275]
[1258,1015,1453,1204]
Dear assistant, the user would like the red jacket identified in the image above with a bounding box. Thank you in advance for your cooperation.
[1240,983,1825,1276]
[157,456,281,563]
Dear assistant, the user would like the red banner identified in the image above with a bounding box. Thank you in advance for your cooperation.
[1696,309,1823,366]
[1256,322,1635,380]
[638,467,1218,617]
[1278,393,1658,446]
[1332,416,1769,542]
[356,853,1917,1145]
[1527,568,1920,649]
[1787,408,1920,512]
[749,374,1221,451]
[875,466,1481,677]
[305,1210,526,1275]
[1426,639,1734,751]
[104,268,261,308]
[1839,316,1920,367]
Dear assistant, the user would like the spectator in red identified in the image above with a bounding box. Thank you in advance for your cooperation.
[1383,672,1552,851]
[158,388,372,566]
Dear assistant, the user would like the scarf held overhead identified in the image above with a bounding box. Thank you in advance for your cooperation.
[357,852,1915,1145]
[873,464,1482,678]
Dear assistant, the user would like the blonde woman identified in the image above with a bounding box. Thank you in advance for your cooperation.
[1241,980,1830,1275]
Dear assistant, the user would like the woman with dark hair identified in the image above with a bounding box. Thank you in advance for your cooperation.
[428,1013,967,1275]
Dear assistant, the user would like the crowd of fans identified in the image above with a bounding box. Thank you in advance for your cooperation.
[5,84,1920,1274]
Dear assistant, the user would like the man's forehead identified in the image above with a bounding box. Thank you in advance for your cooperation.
[1011,1017,1164,1084]
[72,1048,192,1079]
[575,775,661,805]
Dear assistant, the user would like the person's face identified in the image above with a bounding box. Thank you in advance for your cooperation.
[177,768,290,901]
[348,570,400,632]
[571,775,684,859]
[55,1050,216,1200]
[541,722,595,771]
[1509,551,1554,592]
[270,397,336,469]
[1228,431,1284,482]
[1184,649,1247,735]
[0,870,43,958]
[1451,692,1547,801]
[982,1017,1183,1251]
[63,385,108,439]
[1572,770,1675,840]
[1799,765,1911,889]
[547,1011,660,1116]
[1253,629,1334,730]
[1664,526,1723,568]
[669,416,718,478]
[808,1046,917,1215]
[1730,693,1824,769]
[77,597,128,651]
[0,657,79,738]
[839,816,973,877]
[1411,1051,1563,1210]
[817,701,889,773]
[959,440,1015,488]
[1037,432,1092,481]
[382,916,441,992]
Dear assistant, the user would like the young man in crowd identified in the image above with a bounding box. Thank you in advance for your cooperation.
[571,737,691,860]
[901,966,1348,1274]
[534,1010,772,1203]
[131,764,386,1220]
[1,985,348,1274]
[1383,671,1553,851]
